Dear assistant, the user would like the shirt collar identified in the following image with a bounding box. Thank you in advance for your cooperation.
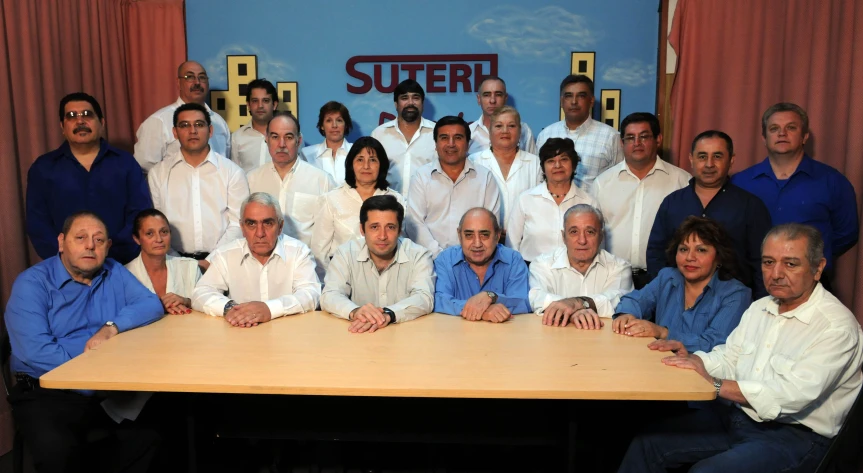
[432,158,475,177]
[565,117,594,133]
[470,113,487,133]
[169,148,219,170]
[58,139,113,164]
[551,247,607,272]
[175,97,215,114]
[453,244,507,268]
[314,140,350,158]
[622,156,670,178]
[765,282,822,323]
[356,238,410,265]
[49,254,109,288]
[241,235,286,264]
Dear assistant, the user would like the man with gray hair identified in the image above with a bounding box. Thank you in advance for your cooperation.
[529,204,633,329]
[192,192,321,327]
[620,223,863,472]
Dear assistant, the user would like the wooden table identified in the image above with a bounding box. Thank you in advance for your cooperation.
[41,311,714,401]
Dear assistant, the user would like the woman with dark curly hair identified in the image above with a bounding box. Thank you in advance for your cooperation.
[612,216,751,352]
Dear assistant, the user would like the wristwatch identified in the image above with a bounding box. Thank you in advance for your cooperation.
[382,308,396,325]
[104,321,117,332]
[712,377,723,396]
[223,300,238,316]
[485,291,498,304]
[577,297,590,310]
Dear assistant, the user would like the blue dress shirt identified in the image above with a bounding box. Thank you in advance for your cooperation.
[614,267,751,353]
[646,179,771,299]
[731,156,859,269]
[433,244,531,315]
[4,256,164,378]
[26,139,152,264]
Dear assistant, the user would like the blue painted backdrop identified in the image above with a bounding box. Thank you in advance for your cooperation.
[186,0,659,141]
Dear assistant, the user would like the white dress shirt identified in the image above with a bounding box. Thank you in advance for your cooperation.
[192,234,321,318]
[321,238,435,323]
[247,160,336,248]
[134,97,231,173]
[311,185,405,271]
[592,158,691,269]
[528,247,632,316]
[230,122,269,174]
[406,159,501,256]
[535,117,624,194]
[300,140,353,187]
[506,182,597,262]
[124,254,201,298]
[468,114,537,155]
[370,118,437,198]
[696,284,863,438]
[469,149,541,227]
[148,149,250,254]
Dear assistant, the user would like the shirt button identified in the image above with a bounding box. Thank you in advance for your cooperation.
[702,213,706,217]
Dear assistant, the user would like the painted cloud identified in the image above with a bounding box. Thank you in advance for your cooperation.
[602,59,657,87]
[203,45,297,88]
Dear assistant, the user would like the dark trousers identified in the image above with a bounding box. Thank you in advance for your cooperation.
[9,383,159,473]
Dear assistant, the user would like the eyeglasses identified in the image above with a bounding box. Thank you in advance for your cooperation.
[176,121,208,130]
[64,110,96,120]
[179,73,209,83]
[622,133,654,144]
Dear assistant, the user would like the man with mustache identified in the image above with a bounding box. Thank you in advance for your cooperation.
[134,60,231,173]
[647,130,771,299]
[26,92,151,264]
[535,75,624,194]
[732,103,858,291]
[371,79,437,198]
[230,78,279,173]
[467,75,537,155]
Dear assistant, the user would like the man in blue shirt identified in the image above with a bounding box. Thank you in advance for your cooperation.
[732,102,858,282]
[647,130,771,299]
[26,92,151,265]
[5,211,164,473]
[433,207,530,321]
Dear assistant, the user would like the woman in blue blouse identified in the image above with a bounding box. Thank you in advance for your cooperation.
[612,216,751,352]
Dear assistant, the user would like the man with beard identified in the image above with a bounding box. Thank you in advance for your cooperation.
[134,61,231,173]
[230,78,279,173]
[371,79,436,198]
[26,92,151,264]
[321,195,434,333]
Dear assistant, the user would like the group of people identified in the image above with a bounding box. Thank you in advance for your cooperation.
[5,58,863,473]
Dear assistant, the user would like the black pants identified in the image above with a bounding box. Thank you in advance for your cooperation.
[9,383,159,473]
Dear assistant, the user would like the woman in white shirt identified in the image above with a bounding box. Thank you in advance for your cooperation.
[507,138,597,262]
[300,101,353,186]
[125,209,201,314]
[468,105,541,229]
[312,136,405,271]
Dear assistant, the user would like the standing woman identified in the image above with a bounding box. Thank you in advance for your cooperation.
[125,209,201,314]
[312,136,405,272]
[301,101,353,186]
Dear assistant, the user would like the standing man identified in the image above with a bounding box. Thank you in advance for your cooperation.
[406,116,501,256]
[535,74,624,193]
[647,130,772,298]
[468,76,536,155]
[134,60,231,173]
[247,112,335,249]
[592,112,690,288]
[371,79,437,197]
[27,92,151,264]
[148,103,249,267]
[230,78,278,173]
[733,102,858,286]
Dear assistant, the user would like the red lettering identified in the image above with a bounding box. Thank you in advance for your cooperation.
[449,64,472,93]
[379,111,395,125]
[374,64,399,94]
[346,57,372,94]
[426,64,446,93]
[473,61,498,91]
[401,64,424,82]
[346,54,499,95]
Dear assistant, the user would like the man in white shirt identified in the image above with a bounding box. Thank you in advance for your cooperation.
[370,79,436,197]
[468,76,536,155]
[620,223,863,472]
[535,75,624,194]
[321,195,434,333]
[592,112,690,289]
[247,112,335,249]
[135,61,231,173]
[192,192,321,327]
[406,116,501,256]
[529,204,632,328]
[230,79,278,173]
[148,103,249,268]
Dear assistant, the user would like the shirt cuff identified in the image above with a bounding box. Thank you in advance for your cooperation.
[265,299,286,319]
[204,296,231,317]
[694,351,722,377]
[536,294,565,314]
[736,380,781,421]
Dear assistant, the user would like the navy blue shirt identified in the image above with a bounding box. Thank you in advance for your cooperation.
[433,244,531,315]
[646,179,771,299]
[731,156,858,268]
[26,140,152,264]
[4,256,163,378]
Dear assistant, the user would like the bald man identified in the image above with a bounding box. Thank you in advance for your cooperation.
[134,60,231,173]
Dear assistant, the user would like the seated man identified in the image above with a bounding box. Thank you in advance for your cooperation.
[5,211,164,472]
[529,204,632,329]
[619,223,863,473]
[434,207,530,322]
[321,195,435,333]
[192,192,321,327]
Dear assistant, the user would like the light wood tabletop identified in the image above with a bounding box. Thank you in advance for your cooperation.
[40,311,715,401]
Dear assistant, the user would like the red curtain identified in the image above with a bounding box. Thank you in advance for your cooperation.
[669,0,863,320]
[0,0,186,455]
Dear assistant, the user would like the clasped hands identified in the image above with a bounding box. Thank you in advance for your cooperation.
[461,292,511,323]
[224,301,272,328]
[612,314,669,339]
[348,303,392,333]
[542,298,602,329]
